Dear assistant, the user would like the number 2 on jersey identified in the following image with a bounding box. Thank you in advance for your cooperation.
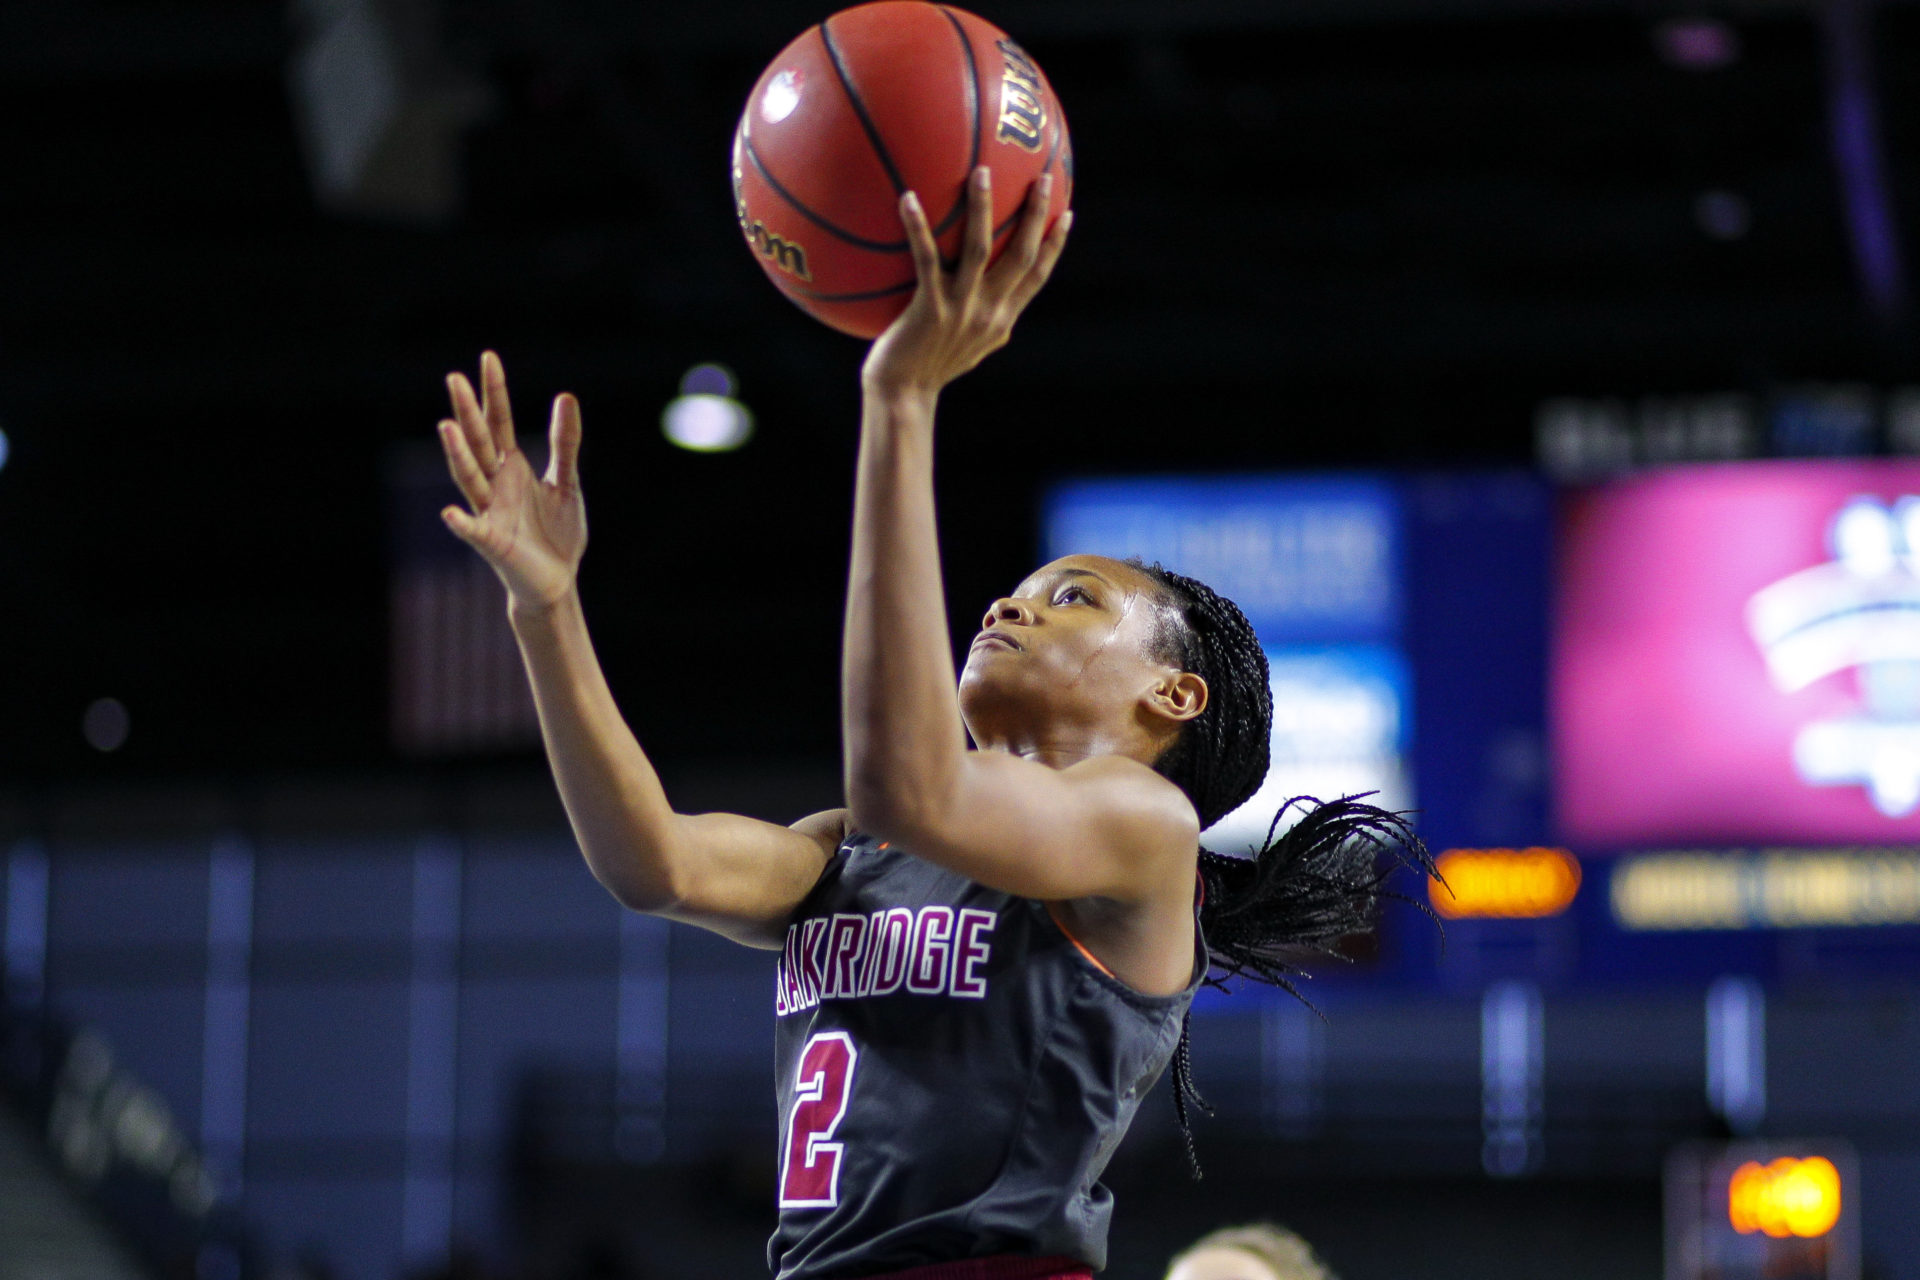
[780,1031,858,1208]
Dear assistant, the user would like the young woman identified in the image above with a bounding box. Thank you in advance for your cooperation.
[436,169,1430,1280]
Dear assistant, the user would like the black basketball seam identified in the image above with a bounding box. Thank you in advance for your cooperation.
[929,6,981,238]
[818,16,910,197]
[743,131,908,253]
[1040,87,1063,178]
[793,278,919,303]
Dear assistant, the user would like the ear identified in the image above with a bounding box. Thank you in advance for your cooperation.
[1145,670,1208,726]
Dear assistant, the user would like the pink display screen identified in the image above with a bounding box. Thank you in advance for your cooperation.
[1555,461,1920,848]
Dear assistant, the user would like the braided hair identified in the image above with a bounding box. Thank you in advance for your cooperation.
[1129,561,1441,1176]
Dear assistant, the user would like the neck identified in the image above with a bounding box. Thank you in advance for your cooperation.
[967,721,1165,771]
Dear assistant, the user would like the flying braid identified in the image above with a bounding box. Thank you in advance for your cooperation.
[1128,560,1442,1177]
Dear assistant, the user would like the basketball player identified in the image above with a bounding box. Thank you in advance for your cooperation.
[436,168,1431,1280]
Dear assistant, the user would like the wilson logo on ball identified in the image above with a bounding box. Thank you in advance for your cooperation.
[732,156,812,281]
[741,212,812,282]
[994,40,1046,151]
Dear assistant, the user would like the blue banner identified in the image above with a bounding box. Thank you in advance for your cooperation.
[1043,475,1403,643]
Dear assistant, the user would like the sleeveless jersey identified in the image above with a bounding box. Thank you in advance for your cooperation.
[768,833,1204,1280]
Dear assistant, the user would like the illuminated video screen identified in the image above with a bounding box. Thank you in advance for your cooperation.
[1044,475,1409,855]
[1043,471,1551,859]
[1555,460,1920,849]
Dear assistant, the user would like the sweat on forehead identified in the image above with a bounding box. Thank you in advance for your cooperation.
[1013,555,1193,667]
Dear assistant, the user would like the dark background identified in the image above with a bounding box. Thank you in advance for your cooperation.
[7,0,1918,779]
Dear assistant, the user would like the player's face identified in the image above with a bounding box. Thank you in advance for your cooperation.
[1163,1247,1283,1280]
[957,554,1183,751]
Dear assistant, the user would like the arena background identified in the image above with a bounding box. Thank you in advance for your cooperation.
[3,0,1919,1277]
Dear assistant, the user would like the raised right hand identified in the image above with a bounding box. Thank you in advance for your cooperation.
[437,351,586,612]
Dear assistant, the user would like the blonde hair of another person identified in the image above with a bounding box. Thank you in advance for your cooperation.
[1164,1222,1339,1280]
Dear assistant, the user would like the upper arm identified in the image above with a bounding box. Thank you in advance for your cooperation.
[870,754,1198,904]
[634,808,844,949]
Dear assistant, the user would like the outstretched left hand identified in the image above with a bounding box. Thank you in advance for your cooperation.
[861,166,1072,401]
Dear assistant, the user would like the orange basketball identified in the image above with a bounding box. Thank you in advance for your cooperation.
[731,2,1073,338]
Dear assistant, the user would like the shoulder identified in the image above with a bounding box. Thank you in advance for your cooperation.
[1048,759,1202,993]
[1040,755,1202,908]
[1057,755,1201,853]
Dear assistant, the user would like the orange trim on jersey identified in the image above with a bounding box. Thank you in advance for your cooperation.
[1044,903,1118,980]
[1046,873,1206,984]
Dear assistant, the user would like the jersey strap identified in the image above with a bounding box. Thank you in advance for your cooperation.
[856,1256,1093,1280]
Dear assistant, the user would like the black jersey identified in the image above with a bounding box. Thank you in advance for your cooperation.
[768,833,1204,1280]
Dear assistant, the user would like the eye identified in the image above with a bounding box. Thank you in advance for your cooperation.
[1056,585,1092,605]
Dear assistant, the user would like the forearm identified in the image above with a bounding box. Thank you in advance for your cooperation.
[510,589,687,909]
[842,385,970,834]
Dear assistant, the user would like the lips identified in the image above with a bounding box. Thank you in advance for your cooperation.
[972,630,1022,652]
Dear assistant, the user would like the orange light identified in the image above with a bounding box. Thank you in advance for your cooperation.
[1728,1157,1842,1238]
[1429,847,1582,919]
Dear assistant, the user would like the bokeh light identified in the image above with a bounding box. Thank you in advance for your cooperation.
[679,363,736,398]
[1695,190,1752,241]
[1654,17,1742,70]
[1728,1157,1842,1238]
[663,365,753,452]
[82,697,131,752]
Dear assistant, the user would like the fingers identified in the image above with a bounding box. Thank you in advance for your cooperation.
[546,393,582,493]
[446,351,517,475]
[1042,208,1074,276]
[446,370,499,475]
[1010,172,1054,274]
[988,171,1054,308]
[437,418,491,509]
[480,350,517,462]
[899,191,942,296]
[440,504,488,551]
[1007,206,1073,317]
[439,503,512,564]
[954,167,993,297]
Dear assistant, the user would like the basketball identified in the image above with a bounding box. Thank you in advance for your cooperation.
[731,2,1074,338]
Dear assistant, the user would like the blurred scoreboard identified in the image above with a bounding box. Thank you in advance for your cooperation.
[1045,463,1920,993]
[1047,474,1411,854]
[1043,470,1552,856]
[1556,461,1920,847]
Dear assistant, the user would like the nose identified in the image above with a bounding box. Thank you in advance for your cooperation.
[982,597,1033,630]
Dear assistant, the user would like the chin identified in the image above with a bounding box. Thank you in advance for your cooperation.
[958,664,1039,728]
